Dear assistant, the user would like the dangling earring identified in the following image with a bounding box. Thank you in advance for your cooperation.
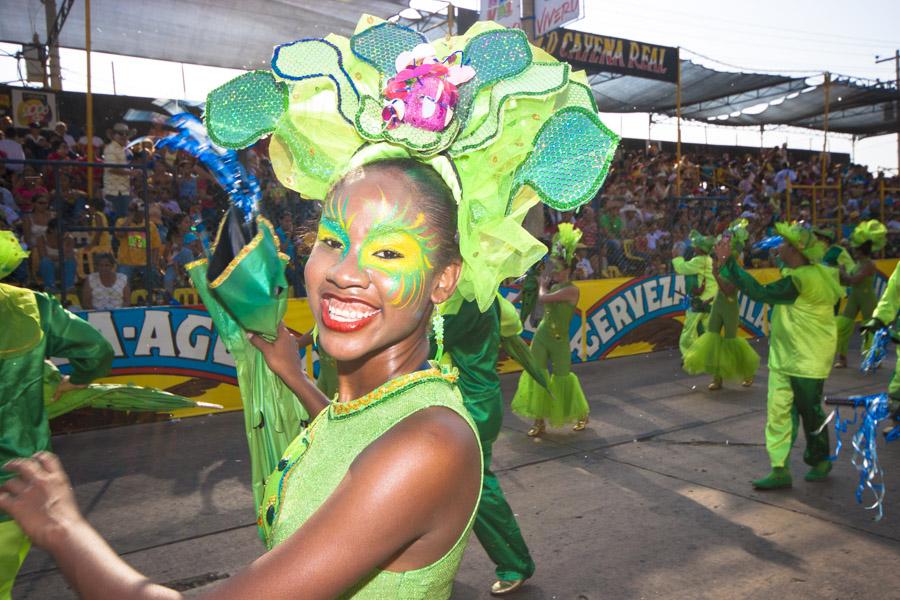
[432,309,445,363]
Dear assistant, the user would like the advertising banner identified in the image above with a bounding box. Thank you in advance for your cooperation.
[480,0,521,29]
[11,88,57,127]
[534,29,679,83]
[64,260,897,416]
[533,0,582,37]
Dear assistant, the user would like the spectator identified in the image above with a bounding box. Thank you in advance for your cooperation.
[102,123,133,220]
[36,218,76,292]
[23,192,52,246]
[0,128,26,173]
[54,122,76,149]
[114,199,162,287]
[82,252,130,310]
[23,123,48,160]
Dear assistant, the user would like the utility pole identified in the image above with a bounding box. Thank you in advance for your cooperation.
[875,50,900,173]
[43,0,62,89]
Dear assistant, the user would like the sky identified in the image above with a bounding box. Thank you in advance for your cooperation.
[1,0,899,171]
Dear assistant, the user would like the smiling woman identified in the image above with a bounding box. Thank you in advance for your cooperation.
[0,13,619,600]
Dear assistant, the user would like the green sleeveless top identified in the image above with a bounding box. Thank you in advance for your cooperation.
[772,264,843,379]
[534,283,575,344]
[258,365,482,599]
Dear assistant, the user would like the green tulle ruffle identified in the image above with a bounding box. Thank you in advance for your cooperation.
[683,332,759,381]
[511,371,588,427]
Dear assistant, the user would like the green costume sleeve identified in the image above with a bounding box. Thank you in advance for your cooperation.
[37,293,113,384]
[874,263,900,324]
[720,257,799,305]
[672,256,705,275]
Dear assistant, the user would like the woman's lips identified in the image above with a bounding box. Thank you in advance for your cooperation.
[320,297,381,333]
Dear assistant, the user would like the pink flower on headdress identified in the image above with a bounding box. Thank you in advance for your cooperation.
[381,44,475,132]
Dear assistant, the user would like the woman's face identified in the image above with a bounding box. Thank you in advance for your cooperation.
[305,168,457,362]
[96,257,114,276]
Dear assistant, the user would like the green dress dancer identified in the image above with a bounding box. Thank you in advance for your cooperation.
[718,223,844,489]
[186,212,309,522]
[683,220,759,390]
[672,231,718,359]
[861,262,900,423]
[0,232,114,600]
[835,220,886,368]
[438,295,535,595]
[258,366,482,600]
[512,224,589,435]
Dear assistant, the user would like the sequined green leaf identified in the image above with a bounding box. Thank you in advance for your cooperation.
[205,71,288,149]
[350,22,427,76]
[510,107,620,212]
[272,39,360,123]
[455,29,532,126]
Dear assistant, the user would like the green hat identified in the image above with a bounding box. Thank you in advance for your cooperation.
[206,211,289,338]
[774,222,825,262]
[689,230,715,254]
[721,218,749,254]
[850,219,887,251]
[551,223,582,265]
[0,230,28,280]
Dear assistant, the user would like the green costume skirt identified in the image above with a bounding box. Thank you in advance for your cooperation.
[511,331,588,427]
[683,293,759,381]
[678,310,709,358]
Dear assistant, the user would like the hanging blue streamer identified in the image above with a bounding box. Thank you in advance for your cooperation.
[860,327,890,374]
[156,113,260,221]
[829,393,895,520]
[752,235,783,251]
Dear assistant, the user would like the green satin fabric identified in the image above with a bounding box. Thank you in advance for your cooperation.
[672,255,718,302]
[187,261,308,525]
[0,285,113,519]
[264,369,482,599]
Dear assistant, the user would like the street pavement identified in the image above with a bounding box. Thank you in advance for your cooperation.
[13,340,900,599]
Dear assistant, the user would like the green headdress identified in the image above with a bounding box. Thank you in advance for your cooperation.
[774,222,825,262]
[0,230,28,280]
[722,218,749,254]
[812,225,835,242]
[551,223,582,266]
[689,230,715,255]
[204,15,619,311]
[850,219,887,251]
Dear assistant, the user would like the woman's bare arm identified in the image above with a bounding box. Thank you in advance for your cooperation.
[0,408,480,600]
[841,259,876,285]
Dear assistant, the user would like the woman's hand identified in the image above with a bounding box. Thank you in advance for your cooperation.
[0,452,86,552]
[714,238,731,264]
[248,323,304,381]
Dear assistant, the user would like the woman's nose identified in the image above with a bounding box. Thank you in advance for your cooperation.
[325,249,369,289]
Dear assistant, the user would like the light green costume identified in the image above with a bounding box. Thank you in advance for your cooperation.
[672,238,718,358]
[511,282,588,426]
[720,223,844,487]
[872,262,900,400]
[836,221,886,359]
[259,366,482,599]
[0,282,113,599]
[683,222,758,384]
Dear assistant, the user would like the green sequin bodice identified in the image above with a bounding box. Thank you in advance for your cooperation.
[534,283,575,343]
[259,366,482,600]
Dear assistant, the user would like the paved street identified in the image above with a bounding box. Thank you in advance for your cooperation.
[14,341,900,599]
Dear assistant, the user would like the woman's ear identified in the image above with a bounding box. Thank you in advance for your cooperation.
[430,259,461,305]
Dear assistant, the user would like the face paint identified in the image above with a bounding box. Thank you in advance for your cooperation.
[360,203,437,308]
[317,191,438,309]
[316,195,353,258]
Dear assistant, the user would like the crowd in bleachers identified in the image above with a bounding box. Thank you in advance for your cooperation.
[2,116,900,308]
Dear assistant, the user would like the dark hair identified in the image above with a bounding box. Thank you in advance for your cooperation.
[332,158,460,270]
[857,240,873,256]
[94,252,116,265]
[47,217,59,232]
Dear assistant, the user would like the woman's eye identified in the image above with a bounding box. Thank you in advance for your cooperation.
[373,249,404,260]
[320,237,343,250]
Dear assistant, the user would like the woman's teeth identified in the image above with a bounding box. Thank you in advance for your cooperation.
[327,299,379,322]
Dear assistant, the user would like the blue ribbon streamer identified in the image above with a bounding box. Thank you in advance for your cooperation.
[829,393,894,520]
[860,327,890,374]
[752,235,783,251]
[156,113,260,221]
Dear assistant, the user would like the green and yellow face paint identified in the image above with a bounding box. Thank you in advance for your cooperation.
[317,191,439,309]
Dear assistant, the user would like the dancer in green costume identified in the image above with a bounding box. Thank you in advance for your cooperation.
[672,231,718,359]
[512,223,589,436]
[683,220,759,390]
[834,220,886,368]
[861,261,900,423]
[715,223,843,490]
[0,16,618,599]
[0,231,114,600]
[437,294,535,595]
